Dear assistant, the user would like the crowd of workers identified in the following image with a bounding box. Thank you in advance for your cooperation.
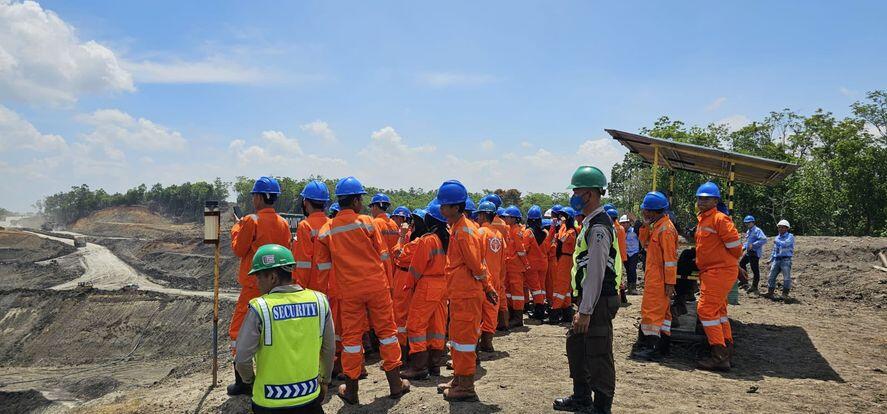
[222,166,796,414]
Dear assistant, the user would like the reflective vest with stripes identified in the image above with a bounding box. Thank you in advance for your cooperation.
[571,211,621,298]
[248,289,328,408]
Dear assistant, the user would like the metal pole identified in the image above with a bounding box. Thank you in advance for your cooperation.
[652,145,660,191]
[212,228,221,386]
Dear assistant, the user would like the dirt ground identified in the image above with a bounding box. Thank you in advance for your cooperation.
[1,210,885,413]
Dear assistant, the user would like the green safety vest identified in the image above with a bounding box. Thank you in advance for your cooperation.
[248,288,328,409]
[571,215,622,297]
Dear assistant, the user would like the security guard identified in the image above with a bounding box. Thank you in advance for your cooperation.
[234,244,335,414]
[554,166,619,414]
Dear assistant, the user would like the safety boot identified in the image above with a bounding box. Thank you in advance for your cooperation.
[496,309,510,331]
[562,306,575,323]
[337,378,359,405]
[429,349,445,376]
[657,334,671,357]
[591,391,613,414]
[226,367,252,396]
[532,303,547,321]
[763,288,775,299]
[547,308,562,325]
[627,283,638,295]
[477,332,495,352]
[697,345,731,371]
[385,369,411,399]
[510,310,524,327]
[552,395,592,412]
[443,375,479,402]
[782,288,791,302]
[401,351,429,380]
[630,335,661,361]
[436,376,459,394]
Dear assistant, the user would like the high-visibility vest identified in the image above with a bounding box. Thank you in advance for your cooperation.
[249,288,328,409]
[571,212,621,298]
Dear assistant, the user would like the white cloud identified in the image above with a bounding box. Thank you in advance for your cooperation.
[0,0,134,105]
[416,72,499,88]
[0,104,67,151]
[706,97,727,112]
[300,120,337,143]
[717,114,751,132]
[480,139,495,151]
[77,109,187,153]
[520,141,533,149]
[123,58,269,84]
[839,86,857,97]
[260,130,302,155]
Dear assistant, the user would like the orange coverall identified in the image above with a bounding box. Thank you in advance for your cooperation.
[446,216,494,376]
[490,217,511,312]
[229,208,291,351]
[291,211,330,291]
[525,227,548,305]
[405,233,448,354]
[543,225,558,305]
[478,224,506,334]
[506,223,530,311]
[695,208,742,346]
[552,223,576,310]
[640,215,678,337]
[392,239,418,345]
[373,213,399,291]
[315,209,401,379]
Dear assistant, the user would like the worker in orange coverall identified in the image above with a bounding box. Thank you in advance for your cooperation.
[694,181,742,371]
[525,205,549,321]
[436,181,498,402]
[481,194,512,330]
[475,201,507,350]
[502,205,530,327]
[391,209,427,356]
[549,207,577,324]
[370,193,398,293]
[315,176,409,405]
[227,176,292,396]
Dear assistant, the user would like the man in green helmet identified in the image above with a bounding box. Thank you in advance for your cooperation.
[234,244,335,414]
[553,165,620,414]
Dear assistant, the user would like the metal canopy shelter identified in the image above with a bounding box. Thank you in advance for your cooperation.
[605,129,799,211]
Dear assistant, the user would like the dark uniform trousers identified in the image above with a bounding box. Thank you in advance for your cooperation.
[566,295,619,399]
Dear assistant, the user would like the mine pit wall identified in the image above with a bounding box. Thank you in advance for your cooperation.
[0,289,233,368]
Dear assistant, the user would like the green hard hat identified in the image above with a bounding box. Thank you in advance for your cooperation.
[567,165,607,189]
[249,244,296,275]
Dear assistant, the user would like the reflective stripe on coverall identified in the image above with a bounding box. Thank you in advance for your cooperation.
[506,224,530,311]
[543,225,557,305]
[695,208,742,346]
[392,240,418,345]
[640,215,678,337]
[525,227,548,305]
[373,213,399,294]
[291,211,330,292]
[478,225,506,334]
[490,217,511,311]
[405,233,448,354]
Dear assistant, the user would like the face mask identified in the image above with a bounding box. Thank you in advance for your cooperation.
[569,194,585,211]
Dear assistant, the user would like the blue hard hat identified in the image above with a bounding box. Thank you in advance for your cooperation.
[602,203,614,211]
[551,204,564,213]
[371,193,391,205]
[335,176,367,196]
[251,176,281,194]
[606,208,618,218]
[477,201,496,213]
[641,191,669,210]
[696,181,721,198]
[426,199,447,222]
[481,194,503,209]
[465,198,477,212]
[496,207,506,216]
[328,202,340,214]
[412,208,427,219]
[300,180,329,201]
[743,215,755,223]
[542,218,552,228]
[392,206,411,218]
[562,207,577,218]
[504,205,522,219]
[527,205,542,220]
[437,180,468,205]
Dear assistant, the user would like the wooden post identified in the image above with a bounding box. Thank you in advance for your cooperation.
[652,145,660,191]
[727,162,736,213]
[212,225,221,387]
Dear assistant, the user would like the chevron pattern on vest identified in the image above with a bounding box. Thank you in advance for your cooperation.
[264,377,319,399]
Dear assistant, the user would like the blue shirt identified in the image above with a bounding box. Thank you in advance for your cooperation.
[625,227,640,256]
[743,226,767,257]
[771,232,795,259]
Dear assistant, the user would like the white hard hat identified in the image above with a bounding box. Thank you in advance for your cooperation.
[777,219,790,228]
[618,215,629,223]
[544,208,552,219]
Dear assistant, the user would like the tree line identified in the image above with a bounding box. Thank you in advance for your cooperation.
[609,90,887,236]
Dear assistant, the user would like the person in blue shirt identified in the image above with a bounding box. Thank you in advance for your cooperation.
[764,219,795,300]
[739,215,767,293]
[619,215,641,295]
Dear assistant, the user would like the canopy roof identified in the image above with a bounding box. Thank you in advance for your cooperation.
[605,129,799,186]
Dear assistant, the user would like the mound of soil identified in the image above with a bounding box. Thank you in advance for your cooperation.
[71,206,198,239]
[0,230,76,263]
[0,261,83,290]
[0,289,232,367]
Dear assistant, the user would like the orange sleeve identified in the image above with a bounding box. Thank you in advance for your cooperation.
[662,227,678,285]
[514,229,530,268]
[617,226,628,262]
[230,216,256,258]
[459,231,492,292]
[718,215,743,259]
[291,221,314,287]
[314,225,332,291]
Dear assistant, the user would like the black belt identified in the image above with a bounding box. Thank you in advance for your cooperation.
[398,266,409,272]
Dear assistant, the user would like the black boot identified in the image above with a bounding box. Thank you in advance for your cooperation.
[630,335,661,361]
[562,306,575,323]
[226,367,252,396]
[591,391,613,414]
[553,395,592,412]
[763,288,775,299]
[657,334,671,356]
[532,303,546,321]
[547,308,563,325]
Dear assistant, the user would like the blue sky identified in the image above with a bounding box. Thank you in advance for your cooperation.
[1,1,885,211]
